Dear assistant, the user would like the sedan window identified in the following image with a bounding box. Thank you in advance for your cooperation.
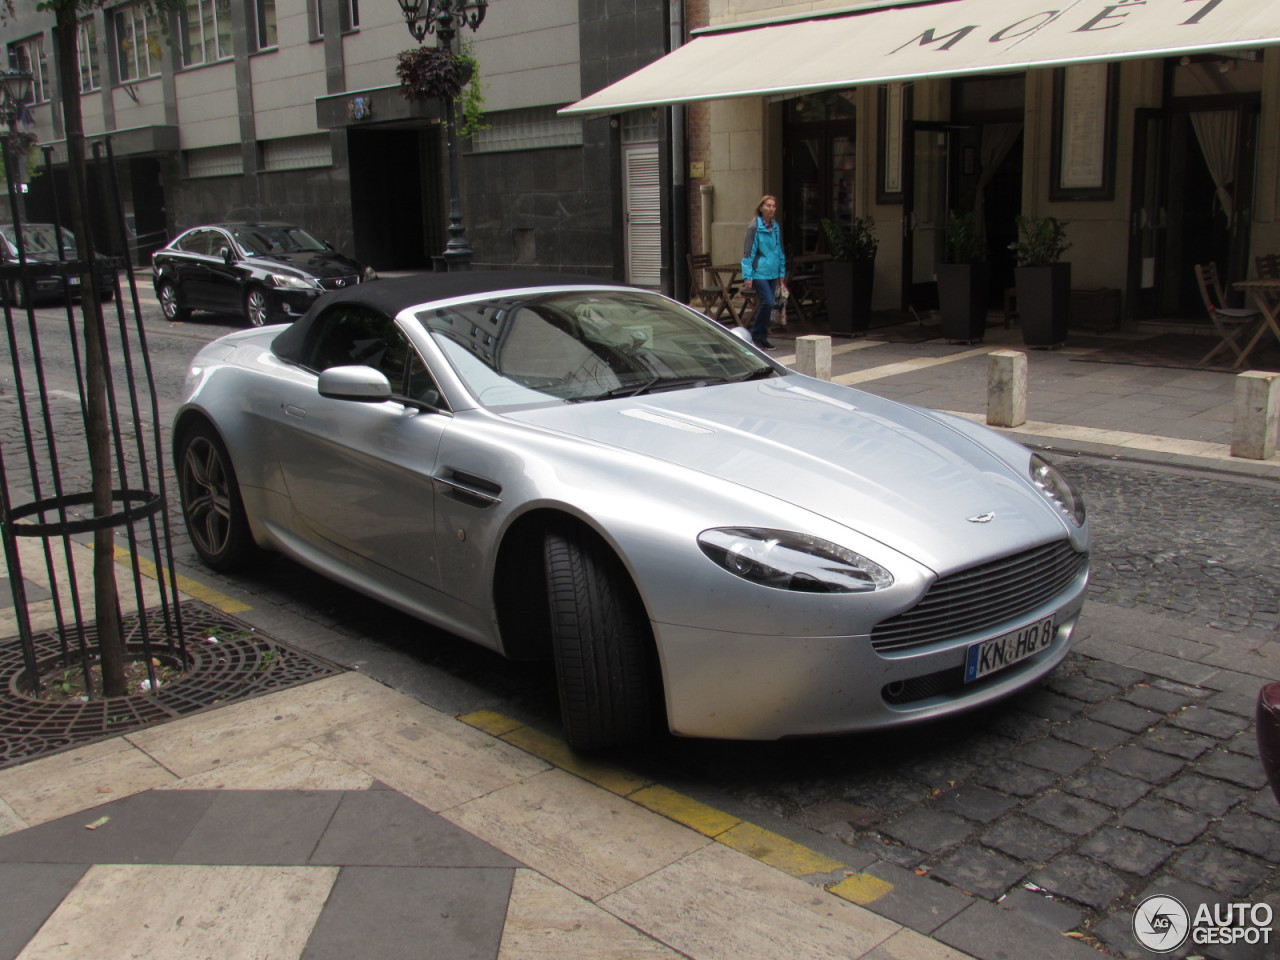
[176,230,213,255]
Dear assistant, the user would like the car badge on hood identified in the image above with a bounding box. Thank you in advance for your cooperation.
[967,512,996,523]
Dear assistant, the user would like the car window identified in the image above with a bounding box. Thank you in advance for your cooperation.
[176,231,211,255]
[416,290,774,410]
[233,224,327,255]
[303,304,443,406]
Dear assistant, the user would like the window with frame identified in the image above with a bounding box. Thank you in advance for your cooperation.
[183,0,233,66]
[113,3,161,82]
[9,36,49,103]
[312,0,360,38]
[77,19,101,92]
[251,0,277,50]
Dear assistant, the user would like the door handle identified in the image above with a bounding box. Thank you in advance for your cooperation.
[284,404,306,419]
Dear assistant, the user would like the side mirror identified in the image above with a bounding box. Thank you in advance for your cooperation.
[317,365,392,403]
[219,246,234,265]
[324,240,335,251]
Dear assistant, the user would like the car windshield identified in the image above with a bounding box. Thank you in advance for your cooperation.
[0,224,76,257]
[415,289,777,410]
[232,224,327,256]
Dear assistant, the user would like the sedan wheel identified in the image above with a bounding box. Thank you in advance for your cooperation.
[544,529,656,750]
[158,281,189,321]
[245,287,269,326]
[178,421,257,571]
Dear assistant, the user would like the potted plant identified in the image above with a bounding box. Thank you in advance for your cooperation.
[1010,215,1071,347]
[937,211,990,343]
[821,216,878,334]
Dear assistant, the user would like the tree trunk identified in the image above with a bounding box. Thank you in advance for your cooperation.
[54,6,125,697]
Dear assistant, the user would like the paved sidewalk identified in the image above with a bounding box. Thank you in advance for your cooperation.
[0,644,967,960]
[1,311,1278,960]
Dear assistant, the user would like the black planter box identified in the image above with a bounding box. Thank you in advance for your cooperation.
[1015,262,1071,347]
[823,259,875,334]
[937,262,991,342]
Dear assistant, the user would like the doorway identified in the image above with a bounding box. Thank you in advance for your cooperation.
[347,127,435,271]
[1126,57,1262,321]
[782,92,857,256]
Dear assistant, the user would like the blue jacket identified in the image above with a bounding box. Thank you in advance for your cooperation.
[741,216,785,282]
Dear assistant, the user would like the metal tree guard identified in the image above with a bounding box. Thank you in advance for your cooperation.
[0,127,186,710]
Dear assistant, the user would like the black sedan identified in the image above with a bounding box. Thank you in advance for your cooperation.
[152,222,376,326]
[0,222,118,306]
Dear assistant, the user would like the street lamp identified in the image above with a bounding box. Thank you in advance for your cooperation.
[0,70,33,221]
[396,0,488,270]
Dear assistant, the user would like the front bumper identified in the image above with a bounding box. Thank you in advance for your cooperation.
[655,573,1088,740]
[265,287,322,321]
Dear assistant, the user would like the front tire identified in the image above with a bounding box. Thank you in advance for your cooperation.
[158,280,189,321]
[177,421,257,571]
[544,529,656,751]
[245,287,269,326]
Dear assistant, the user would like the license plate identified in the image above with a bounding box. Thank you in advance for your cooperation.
[68,276,80,285]
[965,616,1057,682]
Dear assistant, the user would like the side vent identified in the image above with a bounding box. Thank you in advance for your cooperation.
[434,468,502,507]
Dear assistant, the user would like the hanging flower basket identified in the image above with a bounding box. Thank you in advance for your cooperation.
[396,46,474,102]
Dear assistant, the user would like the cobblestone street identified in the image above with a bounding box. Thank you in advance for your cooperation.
[3,305,1279,959]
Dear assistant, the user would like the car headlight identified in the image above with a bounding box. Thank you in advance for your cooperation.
[362,265,378,282]
[698,527,893,593]
[268,273,319,290]
[1030,454,1086,526]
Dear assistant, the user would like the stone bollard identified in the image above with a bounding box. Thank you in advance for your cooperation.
[795,335,832,380]
[987,349,1027,428]
[1231,370,1280,460]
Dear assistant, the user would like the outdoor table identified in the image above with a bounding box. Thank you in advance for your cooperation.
[1231,279,1280,369]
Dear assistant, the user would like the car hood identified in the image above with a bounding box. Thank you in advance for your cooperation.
[246,251,360,277]
[504,377,1073,574]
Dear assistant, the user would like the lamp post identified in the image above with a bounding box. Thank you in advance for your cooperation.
[396,0,487,270]
[0,70,34,222]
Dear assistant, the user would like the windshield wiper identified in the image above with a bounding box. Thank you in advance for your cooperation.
[578,376,727,402]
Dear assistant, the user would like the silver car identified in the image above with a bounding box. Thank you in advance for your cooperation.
[174,273,1090,750]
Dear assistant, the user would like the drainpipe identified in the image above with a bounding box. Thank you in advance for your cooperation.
[668,0,687,300]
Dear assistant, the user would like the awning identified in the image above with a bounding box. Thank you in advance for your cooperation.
[562,0,1280,116]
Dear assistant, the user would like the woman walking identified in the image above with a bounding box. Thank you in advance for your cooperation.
[740,195,786,349]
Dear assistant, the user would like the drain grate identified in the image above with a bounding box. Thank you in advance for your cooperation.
[0,601,345,769]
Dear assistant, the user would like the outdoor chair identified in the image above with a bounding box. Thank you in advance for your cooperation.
[686,253,740,325]
[1194,262,1262,366]
[785,256,827,325]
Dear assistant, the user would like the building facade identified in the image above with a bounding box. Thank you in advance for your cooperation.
[571,0,1280,323]
[2,0,675,285]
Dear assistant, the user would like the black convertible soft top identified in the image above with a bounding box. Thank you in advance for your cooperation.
[272,269,626,361]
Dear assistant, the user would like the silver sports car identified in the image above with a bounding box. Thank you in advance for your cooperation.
[174,272,1090,750]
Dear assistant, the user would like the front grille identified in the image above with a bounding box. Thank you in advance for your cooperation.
[871,540,1087,654]
[319,275,359,290]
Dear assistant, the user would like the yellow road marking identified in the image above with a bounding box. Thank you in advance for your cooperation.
[112,545,251,613]
[828,872,895,905]
[630,783,741,838]
[457,711,888,892]
[718,821,846,877]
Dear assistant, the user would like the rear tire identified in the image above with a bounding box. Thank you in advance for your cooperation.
[543,529,656,751]
[177,420,258,571]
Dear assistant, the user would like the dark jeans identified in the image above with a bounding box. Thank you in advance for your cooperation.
[750,278,779,344]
